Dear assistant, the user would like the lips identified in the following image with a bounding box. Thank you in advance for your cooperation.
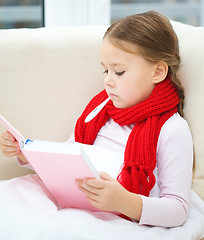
[109,93,118,98]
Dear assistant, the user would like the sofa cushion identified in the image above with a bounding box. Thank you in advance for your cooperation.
[172,21,204,200]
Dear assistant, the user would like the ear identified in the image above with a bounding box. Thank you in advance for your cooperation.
[152,61,168,84]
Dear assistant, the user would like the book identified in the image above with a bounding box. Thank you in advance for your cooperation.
[0,114,123,211]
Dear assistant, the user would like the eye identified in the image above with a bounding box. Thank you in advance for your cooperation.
[115,71,125,76]
[103,70,108,74]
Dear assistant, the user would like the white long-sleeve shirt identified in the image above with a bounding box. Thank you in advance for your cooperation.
[19,112,193,227]
[67,112,193,227]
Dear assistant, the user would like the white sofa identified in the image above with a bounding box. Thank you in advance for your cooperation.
[0,22,204,239]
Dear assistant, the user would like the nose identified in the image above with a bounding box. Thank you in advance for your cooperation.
[104,74,115,88]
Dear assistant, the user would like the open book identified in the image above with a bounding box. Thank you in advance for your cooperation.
[0,114,123,211]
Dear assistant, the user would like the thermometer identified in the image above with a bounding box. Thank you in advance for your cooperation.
[85,97,111,123]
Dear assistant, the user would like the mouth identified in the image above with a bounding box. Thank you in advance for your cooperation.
[108,93,118,98]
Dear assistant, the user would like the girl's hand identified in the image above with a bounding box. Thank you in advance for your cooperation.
[0,131,28,164]
[76,172,130,212]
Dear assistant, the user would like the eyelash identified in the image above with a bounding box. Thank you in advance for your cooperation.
[103,70,125,76]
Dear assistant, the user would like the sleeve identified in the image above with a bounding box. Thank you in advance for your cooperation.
[17,157,33,170]
[138,114,194,227]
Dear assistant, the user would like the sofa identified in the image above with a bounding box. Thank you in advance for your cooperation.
[0,22,203,239]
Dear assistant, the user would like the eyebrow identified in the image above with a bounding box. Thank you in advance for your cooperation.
[100,62,127,67]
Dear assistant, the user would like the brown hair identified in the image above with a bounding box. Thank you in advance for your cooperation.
[103,11,184,116]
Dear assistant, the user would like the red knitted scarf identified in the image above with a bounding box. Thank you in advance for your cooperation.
[75,76,180,196]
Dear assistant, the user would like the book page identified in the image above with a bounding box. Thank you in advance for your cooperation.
[81,145,124,179]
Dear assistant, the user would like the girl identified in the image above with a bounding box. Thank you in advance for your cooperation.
[0,11,193,228]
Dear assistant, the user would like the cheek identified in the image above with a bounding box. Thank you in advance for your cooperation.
[122,77,154,105]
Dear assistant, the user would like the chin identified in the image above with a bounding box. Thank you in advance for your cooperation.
[112,101,126,109]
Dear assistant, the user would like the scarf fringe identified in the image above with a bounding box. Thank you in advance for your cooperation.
[117,165,156,196]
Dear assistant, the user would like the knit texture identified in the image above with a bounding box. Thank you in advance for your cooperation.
[75,76,180,196]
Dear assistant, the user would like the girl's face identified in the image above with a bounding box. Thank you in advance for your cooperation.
[100,38,157,109]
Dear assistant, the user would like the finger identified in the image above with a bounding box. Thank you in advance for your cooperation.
[99,172,115,181]
[85,196,100,209]
[75,178,83,185]
[76,179,101,193]
[1,140,20,150]
[1,145,20,154]
[83,178,104,189]
[0,138,17,147]
[2,131,15,142]
[81,182,102,195]
[77,184,99,200]
[4,150,20,158]
[84,193,108,211]
[0,132,16,146]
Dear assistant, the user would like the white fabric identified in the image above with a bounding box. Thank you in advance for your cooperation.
[0,174,203,240]
[1,109,203,238]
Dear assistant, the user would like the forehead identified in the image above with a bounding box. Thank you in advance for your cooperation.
[101,37,140,53]
[100,38,141,65]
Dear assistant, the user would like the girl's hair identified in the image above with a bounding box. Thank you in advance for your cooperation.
[103,11,184,116]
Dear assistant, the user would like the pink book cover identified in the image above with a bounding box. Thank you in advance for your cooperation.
[0,114,100,211]
[0,114,24,143]
[22,143,100,211]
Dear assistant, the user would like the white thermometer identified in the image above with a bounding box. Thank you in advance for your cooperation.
[85,97,111,123]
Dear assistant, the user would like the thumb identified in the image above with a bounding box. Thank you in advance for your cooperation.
[99,172,115,181]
